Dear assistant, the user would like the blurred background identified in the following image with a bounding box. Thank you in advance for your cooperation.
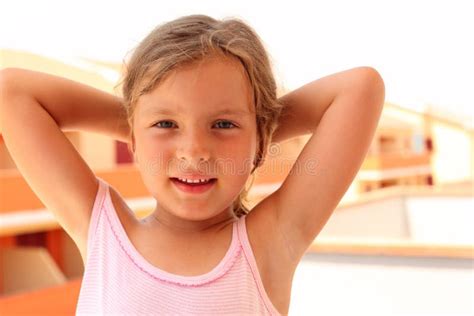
[0,0,473,315]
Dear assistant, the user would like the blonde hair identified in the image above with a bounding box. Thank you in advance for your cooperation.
[117,14,283,217]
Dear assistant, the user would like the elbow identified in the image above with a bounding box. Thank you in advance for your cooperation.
[0,68,25,96]
[356,66,386,108]
[365,66,385,93]
[0,68,19,108]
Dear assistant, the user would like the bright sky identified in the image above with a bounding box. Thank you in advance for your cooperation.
[1,0,472,126]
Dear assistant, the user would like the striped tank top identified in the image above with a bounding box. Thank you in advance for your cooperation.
[76,177,281,315]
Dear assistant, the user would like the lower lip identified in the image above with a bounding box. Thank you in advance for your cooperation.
[170,178,217,194]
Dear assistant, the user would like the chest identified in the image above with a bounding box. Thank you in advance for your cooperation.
[129,224,231,276]
[81,193,294,315]
[129,220,292,314]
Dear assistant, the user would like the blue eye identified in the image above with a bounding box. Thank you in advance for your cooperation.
[214,120,237,129]
[152,120,237,129]
[153,121,176,128]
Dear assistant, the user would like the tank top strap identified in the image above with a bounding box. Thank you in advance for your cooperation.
[85,177,109,260]
[235,214,280,315]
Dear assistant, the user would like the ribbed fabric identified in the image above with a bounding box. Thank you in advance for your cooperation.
[76,177,281,315]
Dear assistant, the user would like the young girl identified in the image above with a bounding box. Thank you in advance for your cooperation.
[0,14,385,315]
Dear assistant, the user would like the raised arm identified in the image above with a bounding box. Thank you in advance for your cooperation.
[0,68,130,142]
[0,67,130,258]
[262,66,385,264]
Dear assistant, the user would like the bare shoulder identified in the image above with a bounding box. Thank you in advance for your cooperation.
[246,191,302,269]
[107,184,139,229]
[245,192,297,314]
[78,182,138,264]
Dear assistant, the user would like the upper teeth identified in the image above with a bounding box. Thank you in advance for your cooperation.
[178,178,211,183]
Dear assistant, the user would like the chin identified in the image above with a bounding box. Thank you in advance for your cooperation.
[173,206,214,220]
[178,212,214,222]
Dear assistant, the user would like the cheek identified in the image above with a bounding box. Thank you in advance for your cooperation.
[220,131,256,155]
[135,137,175,176]
[216,142,256,178]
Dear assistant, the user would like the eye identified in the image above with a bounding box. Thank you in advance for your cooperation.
[214,120,237,129]
[153,120,176,129]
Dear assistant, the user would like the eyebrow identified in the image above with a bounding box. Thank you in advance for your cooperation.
[141,106,252,116]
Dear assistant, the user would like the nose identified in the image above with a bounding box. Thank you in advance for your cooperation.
[176,128,212,170]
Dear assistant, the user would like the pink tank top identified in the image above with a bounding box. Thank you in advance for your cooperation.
[76,177,281,315]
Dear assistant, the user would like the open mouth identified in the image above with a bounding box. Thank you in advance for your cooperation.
[170,177,217,186]
[169,177,217,194]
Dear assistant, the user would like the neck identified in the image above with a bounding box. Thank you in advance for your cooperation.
[147,205,238,235]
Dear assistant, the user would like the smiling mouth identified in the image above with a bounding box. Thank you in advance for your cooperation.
[169,177,217,186]
[169,177,218,194]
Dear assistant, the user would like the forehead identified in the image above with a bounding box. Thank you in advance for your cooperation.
[136,56,254,117]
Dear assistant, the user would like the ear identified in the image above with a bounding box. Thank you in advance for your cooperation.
[251,133,261,173]
[131,133,138,163]
[131,133,136,152]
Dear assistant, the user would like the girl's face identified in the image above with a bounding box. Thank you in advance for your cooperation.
[132,56,257,230]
